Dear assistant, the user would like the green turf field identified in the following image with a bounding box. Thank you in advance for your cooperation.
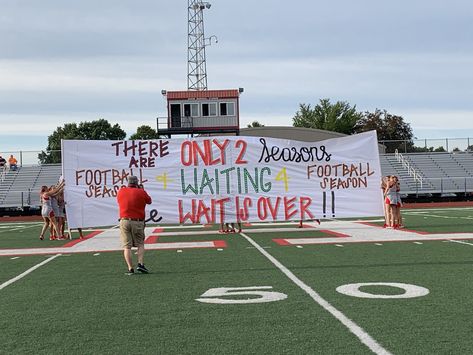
[1,207,473,354]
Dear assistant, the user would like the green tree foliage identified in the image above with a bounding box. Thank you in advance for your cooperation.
[354,109,414,153]
[247,121,265,128]
[292,99,362,135]
[129,125,159,140]
[39,119,126,164]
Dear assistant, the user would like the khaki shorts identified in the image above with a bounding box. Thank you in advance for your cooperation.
[119,219,145,249]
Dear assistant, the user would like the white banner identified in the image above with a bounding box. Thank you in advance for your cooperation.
[62,131,384,228]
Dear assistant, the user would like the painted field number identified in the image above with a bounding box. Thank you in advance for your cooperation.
[196,286,288,304]
[336,282,430,299]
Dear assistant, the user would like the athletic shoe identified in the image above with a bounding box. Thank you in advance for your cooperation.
[39,235,44,240]
[125,268,134,276]
[137,263,149,274]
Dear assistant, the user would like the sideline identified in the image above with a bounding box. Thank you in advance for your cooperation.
[239,232,392,355]
[0,254,61,291]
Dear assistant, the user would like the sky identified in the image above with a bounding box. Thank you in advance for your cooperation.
[1,0,473,153]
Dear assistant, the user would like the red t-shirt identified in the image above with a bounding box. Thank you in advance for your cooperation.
[117,186,152,219]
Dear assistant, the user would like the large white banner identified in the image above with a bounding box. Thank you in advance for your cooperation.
[62,131,384,228]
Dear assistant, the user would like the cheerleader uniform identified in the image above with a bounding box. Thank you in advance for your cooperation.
[41,194,54,218]
[385,184,400,206]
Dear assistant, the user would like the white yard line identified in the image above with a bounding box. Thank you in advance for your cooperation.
[0,254,61,291]
[404,207,473,213]
[404,213,473,221]
[240,232,392,355]
[0,222,43,226]
[448,240,473,247]
[0,224,41,233]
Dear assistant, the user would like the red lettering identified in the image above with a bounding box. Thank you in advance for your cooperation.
[178,199,196,224]
[299,197,314,220]
[196,200,212,224]
[257,197,268,220]
[267,197,281,220]
[235,139,248,164]
[215,197,230,224]
[192,140,210,166]
[236,197,252,221]
[212,139,229,165]
[284,196,297,220]
[181,141,192,166]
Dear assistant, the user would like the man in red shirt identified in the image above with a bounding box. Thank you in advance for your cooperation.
[117,175,152,275]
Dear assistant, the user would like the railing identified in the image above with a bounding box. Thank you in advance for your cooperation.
[0,189,37,208]
[156,115,238,133]
[407,177,473,195]
[0,150,61,166]
[380,138,473,153]
[394,150,424,188]
[157,115,194,130]
[0,167,6,182]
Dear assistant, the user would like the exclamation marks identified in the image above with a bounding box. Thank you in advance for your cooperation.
[322,191,336,218]
[323,191,327,218]
[331,191,335,217]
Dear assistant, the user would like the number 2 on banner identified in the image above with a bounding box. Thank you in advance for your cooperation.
[195,286,288,304]
[275,168,290,192]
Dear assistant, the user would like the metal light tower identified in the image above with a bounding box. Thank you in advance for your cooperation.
[187,1,216,91]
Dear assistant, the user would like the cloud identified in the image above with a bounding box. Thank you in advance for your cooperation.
[1,0,472,148]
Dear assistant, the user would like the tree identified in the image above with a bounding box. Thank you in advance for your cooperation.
[354,109,414,153]
[129,125,159,140]
[292,99,362,135]
[247,121,265,128]
[39,119,126,164]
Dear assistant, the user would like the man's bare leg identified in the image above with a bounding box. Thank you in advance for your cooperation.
[123,248,133,270]
[137,245,145,265]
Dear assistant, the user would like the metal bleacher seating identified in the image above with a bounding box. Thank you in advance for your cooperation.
[380,152,473,195]
[0,164,61,208]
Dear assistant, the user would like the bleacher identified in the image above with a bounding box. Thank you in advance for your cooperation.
[380,155,425,193]
[0,164,62,208]
[380,152,473,195]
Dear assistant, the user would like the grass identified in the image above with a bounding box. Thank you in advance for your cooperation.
[1,207,473,354]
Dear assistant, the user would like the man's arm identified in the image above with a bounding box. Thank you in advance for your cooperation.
[143,190,152,205]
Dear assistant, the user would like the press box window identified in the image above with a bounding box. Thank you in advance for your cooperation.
[184,103,199,117]
[202,103,217,116]
[220,102,235,116]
